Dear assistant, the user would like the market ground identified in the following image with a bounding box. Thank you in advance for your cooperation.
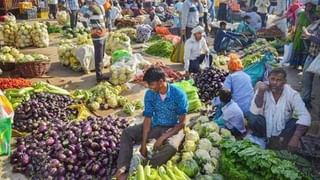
[0,32,319,179]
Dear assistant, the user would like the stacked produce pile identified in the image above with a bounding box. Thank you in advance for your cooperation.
[5,81,70,109]
[105,32,132,54]
[16,22,33,48]
[194,67,228,103]
[115,17,140,28]
[13,93,77,132]
[76,33,92,45]
[0,46,49,64]
[46,22,62,34]
[257,26,284,38]
[0,16,17,46]
[57,11,69,25]
[219,139,307,179]
[10,115,129,179]
[110,62,136,85]
[212,55,228,67]
[241,38,278,58]
[0,46,24,63]
[145,39,174,58]
[57,41,81,71]
[0,78,32,90]
[116,28,137,41]
[174,80,202,112]
[134,62,184,83]
[242,53,262,67]
[62,27,90,39]
[72,82,143,115]
[31,22,50,48]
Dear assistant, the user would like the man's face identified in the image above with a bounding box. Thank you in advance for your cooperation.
[305,3,313,11]
[221,24,226,30]
[269,73,286,93]
[147,79,164,92]
[245,18,250,24]
[194,32,202,41]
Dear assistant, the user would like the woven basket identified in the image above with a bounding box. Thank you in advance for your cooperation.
[0,62,16,71]
[15,60,51,78]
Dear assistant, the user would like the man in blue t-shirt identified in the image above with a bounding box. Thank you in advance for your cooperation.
[116,67,188,180]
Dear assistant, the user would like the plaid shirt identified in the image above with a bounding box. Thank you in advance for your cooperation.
[66,0,79,10]
[308,25,320,57]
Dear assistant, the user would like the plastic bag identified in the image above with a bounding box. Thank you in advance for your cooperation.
[75,45,111,73]
[106,32,132,54]
[244,52,274,86]
[0,118,12,156]
[281,43,293,65]
[170,39,184,63]
[57,11,70,25]
[200,55,211,70]
[16,22,33,48]
[31,22,50,48]
[110,59,137,85]
[4,13,16,23]
[306,54,320,75]
[111,49,131,64]
[136,24,153,43]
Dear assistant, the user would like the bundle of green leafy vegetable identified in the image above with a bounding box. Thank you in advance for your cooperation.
[174,80,202,112]
[242,53,262,68]
[145,40,173,58]
[219,139,311,180]
[242,38,278,57]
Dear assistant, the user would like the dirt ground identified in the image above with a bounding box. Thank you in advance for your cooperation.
[0,31,319,179]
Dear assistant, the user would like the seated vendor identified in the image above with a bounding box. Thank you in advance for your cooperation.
[236,15,256,36]
[214,88,246,138]
[184,26,212,75]
[115,67,188,180]
[247,68,311,150]
[213,21,244,53]
[149,10,162,28]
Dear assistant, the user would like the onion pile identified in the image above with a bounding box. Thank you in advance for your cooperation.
[194,67,228,103]
[10,116,129,179]
[31,22,49,48]
[14,93,77,132]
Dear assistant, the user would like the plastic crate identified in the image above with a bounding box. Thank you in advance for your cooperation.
[20,7,37,20]
[38,11,48,19]
[19,2,32,13]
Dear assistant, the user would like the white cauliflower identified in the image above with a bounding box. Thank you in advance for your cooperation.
[220,128,232,138]
[183,140,197,152]
[209,147,220,159]
[198,138,212,151]
[203,162,215,174]
[195,149,210,162]
[208,132,222,145]
[181,152,194,161]
[185,129,200,142]
[210,157,218,167]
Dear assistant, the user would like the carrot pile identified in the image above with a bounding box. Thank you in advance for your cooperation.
[0,78,32,90]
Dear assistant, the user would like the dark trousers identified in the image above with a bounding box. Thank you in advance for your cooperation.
[116,124,183,170]
[189,54,213,73]
[258,12,267,28]
[246,112,297,149]
[92,39,106,81]
[48,4,58,19]
[69,10,78,29]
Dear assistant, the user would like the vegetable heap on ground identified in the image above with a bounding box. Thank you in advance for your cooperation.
[219,139,309,180]
[145,40,174,58]
[57,41,81,71]
[0,46,48,64]
[16,22,33,48]
[194,67,228,103]
[10,115,129,179]
[212,55,228,67]
[174,80,202,112]
[0,78,32,90]
[241,38,278,57]
[106,32,132,54]
[62,27,89,39]
[0,17,17,46]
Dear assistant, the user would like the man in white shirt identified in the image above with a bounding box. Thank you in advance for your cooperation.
[247,68,311,151]
[48,0,59,19]
[255,0,270,28]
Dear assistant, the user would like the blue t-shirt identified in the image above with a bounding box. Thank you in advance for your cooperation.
[143,84,189,127]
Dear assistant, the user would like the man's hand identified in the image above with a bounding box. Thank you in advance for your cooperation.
[288,135,301,152]
[139,145,148,157]
[302,28,311,39]
[153,136,165,151]
[256,81,269,92]
[184,71,190,79]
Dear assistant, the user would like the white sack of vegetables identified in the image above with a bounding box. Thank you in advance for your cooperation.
[31,22,49,48]
[110,60,137,85]
[16,22,33,48]
[57,42,81,71]
[0,20,17,46]
[105,32,132,54]
[57,11,70,25]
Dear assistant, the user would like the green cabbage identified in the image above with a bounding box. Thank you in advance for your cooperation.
[177,159,199,178]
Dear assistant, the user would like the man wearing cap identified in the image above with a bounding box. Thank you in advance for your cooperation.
[184,26,212,75]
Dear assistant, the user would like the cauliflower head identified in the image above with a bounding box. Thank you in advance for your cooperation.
[198,138,212,151]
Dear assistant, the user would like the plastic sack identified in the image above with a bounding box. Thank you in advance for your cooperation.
[1,18,17,46]
[31,22,50,48]
[244,52,274,86]
[111,49,131,64]
[281,43,293,65]
[170,39,184,63]
[106,32,132,54]
[110,59,137,85]
[306,54,320,75]
[4,13,16,23]
[200,55,211,70]
[16,22,33,48]
[136,24,153,43]
[57,11,70,25]
[75,45,111,73]
[0,118,12,156]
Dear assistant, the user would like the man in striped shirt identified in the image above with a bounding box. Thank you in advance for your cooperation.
[86,0,108,82]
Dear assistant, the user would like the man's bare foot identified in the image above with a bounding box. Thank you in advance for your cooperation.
[115,168,127,180]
